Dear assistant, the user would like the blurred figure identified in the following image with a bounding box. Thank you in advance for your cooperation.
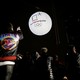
[35,47,54,80]
[35,51,41,60]
[0,21,23,80]
[53,54,66,80]
[65,44,80,80]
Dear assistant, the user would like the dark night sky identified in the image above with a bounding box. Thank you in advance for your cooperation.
[54,1,80,53]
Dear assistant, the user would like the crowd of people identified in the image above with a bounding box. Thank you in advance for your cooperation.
[0,21,80,80]
[65,45,80,80]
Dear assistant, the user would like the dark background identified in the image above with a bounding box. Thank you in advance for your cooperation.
[0,0,80,61]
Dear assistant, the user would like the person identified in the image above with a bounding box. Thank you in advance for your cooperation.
[65,44,80,80]
[0,21,23,80]
[53,54,67,80]
[34,47,54,80]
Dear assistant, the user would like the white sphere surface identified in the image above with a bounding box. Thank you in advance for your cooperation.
[28,11,52,36]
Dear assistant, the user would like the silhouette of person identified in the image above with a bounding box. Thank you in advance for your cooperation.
[65,44,80,80]
[34,47,54,80]
[0,21,23,80]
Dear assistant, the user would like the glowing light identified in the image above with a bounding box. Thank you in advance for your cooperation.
[28,11,52,36]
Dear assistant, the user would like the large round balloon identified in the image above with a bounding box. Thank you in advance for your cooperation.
[28,11,52,36]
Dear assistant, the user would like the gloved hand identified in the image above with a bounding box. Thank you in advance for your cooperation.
[16,54,23,60]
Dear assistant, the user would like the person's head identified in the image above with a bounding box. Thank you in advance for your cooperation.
[68,44,77,54]
[40,47,48,56]
[0,19,21,34]
[35,51,41,60]
[0,20,13,33]
[73,46,77,54]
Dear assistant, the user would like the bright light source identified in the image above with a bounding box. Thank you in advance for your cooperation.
[28,11,52,36]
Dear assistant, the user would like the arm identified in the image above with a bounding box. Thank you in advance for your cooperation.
[16,26,24,40]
